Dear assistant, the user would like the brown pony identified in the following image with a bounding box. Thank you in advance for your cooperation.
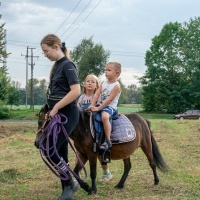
[35,104,168,194]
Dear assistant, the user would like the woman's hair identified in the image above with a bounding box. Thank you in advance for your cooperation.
[83,74,99,94]
[40,34,70,78]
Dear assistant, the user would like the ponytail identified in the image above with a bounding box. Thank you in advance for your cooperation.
[61,42,71,60]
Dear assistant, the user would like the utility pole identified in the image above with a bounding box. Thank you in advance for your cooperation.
[21,47,38,110]
[21,46,29,108]
[29,47,39,111]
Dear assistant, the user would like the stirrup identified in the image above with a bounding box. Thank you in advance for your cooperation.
[101,149,111,163]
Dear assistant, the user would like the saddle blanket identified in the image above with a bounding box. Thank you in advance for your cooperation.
[111,114,136,144]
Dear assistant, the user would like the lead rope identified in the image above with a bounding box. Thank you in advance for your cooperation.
[39,113,87,181]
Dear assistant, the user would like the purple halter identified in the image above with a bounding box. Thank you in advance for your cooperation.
[39,112,87,181]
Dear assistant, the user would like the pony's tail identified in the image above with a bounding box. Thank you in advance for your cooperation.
[146,120,169,172]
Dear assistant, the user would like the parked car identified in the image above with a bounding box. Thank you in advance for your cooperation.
[173,110,200,120]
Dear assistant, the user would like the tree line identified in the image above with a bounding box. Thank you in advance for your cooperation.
[2,77,141,108]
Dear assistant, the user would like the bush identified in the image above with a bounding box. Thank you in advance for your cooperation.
[0,101,11,119]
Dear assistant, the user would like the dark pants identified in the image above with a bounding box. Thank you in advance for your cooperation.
[46,99,79,165]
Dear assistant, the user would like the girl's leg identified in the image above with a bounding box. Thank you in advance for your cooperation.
[99,163,113,182]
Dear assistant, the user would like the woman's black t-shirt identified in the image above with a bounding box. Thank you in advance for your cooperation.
[47,57,80,109]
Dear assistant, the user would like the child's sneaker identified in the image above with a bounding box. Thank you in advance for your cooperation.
[99,173,113,182]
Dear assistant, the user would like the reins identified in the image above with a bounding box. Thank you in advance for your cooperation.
[39,112,87,181]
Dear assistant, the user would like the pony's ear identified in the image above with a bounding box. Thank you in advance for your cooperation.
[44,104,48,110]
[41,104,49,113]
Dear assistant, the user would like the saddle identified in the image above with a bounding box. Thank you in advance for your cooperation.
[91,111,136,164]
[92,110,118,164]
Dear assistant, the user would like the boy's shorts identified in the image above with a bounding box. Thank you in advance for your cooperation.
[100,106,116,117]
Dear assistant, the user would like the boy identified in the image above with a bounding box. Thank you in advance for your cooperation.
[88,62,121,150]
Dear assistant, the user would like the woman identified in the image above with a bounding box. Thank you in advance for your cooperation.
[40,34,80,200]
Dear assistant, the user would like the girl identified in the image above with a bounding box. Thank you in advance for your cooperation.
[77,74,99,110]
[77,74,113,182]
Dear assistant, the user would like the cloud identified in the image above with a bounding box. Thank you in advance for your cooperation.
[2,0,200,88]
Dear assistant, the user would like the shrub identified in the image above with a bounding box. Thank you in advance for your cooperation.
[0,101,11,119]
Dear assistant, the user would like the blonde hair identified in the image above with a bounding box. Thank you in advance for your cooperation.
[107,62,122,74]
[40,34,70,78]
[83,74,99,94]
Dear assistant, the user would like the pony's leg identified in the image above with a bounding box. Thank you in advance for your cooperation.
[73,152,93,194]
[73,152,88,177]
[88,154,98,194]
[140,141,159,185]
[115,157,131,189]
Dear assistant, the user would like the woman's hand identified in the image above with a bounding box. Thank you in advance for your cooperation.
[49,107,58,117]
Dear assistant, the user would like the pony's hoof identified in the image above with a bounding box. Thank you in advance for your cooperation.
[115,184,124,189]
[88,189,97,195]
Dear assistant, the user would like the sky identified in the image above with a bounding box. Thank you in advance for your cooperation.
[1,0,200,88]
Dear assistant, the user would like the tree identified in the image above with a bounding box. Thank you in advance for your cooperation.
[0,14,8,64]
[7,86,21,109]
[127,84,142,104]
[34,79,48,105]
[0,66,10,101]
[26,78,48,105]
[0,13,11,105]
[118,79,128,104]
[140,17,200,113]
[71,36,110,83]
[6,81,22,109]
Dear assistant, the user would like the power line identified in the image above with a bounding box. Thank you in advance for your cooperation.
[63,0,102,41]
[60,0,94,38]
[55,0,82,34]
[7,39,38,45]
[111,53,144,57]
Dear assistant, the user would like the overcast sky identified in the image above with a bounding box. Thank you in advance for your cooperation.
[1,0,200,88]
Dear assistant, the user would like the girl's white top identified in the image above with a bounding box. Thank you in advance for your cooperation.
[99,80,121,110]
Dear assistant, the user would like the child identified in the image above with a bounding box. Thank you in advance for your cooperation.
[77,74,99,110]
[88,62,121,150]
[77,74,113,182]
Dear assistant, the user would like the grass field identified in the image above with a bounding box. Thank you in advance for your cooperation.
[0,117,199,200]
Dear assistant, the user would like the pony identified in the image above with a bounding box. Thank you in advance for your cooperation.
[35,104,168,194]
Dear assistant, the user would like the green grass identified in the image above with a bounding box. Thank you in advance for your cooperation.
[118,104,142,113]
[7,105,41,120]
[0,119,199,200]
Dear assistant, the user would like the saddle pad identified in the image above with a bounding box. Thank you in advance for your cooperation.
[111,114,136,144]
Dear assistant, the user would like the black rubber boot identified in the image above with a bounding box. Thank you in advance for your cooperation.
[58,177,79,200]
